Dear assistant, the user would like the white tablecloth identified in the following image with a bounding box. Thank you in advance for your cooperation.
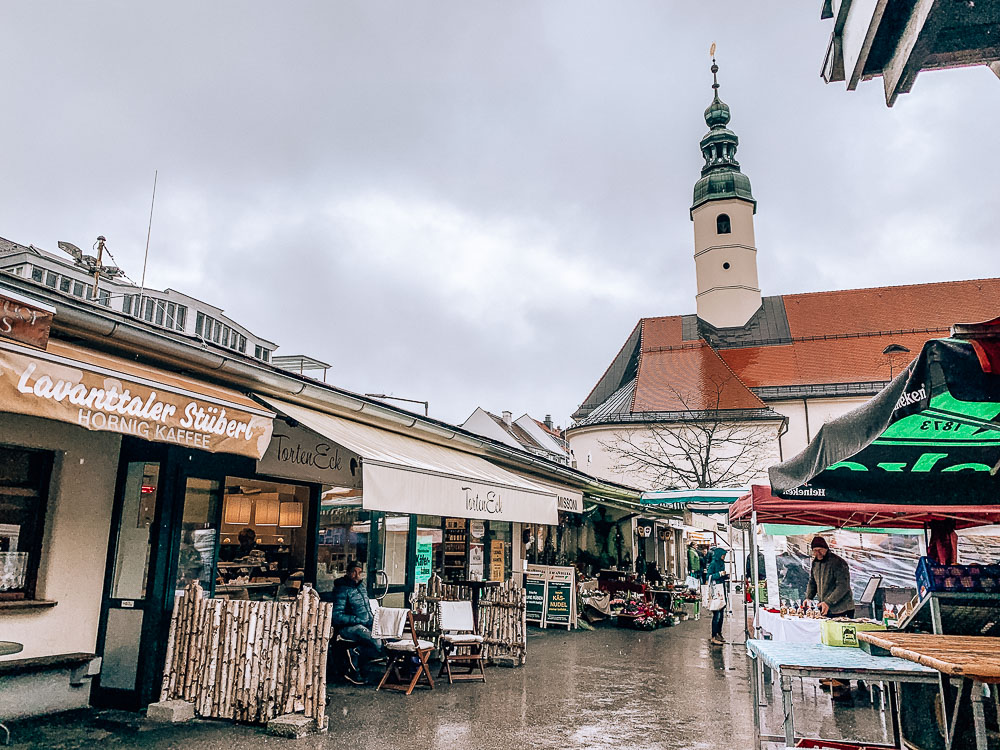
[756,609,823,643]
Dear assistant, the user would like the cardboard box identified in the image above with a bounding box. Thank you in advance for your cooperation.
[820,619,886,648]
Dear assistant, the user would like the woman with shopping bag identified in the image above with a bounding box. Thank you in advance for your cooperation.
[705,547,729,646]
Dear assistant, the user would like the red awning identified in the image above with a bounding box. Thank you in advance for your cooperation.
[729,485,1000,530]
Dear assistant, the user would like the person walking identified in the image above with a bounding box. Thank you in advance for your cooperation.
[687,543,702,583]
[706,547,728,646]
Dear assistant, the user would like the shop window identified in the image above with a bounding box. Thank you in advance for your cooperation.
[174,477,220,594]
[0,445,53,601]
[317,493,369,594]
[717,213,731,234]
[217,478,311,600]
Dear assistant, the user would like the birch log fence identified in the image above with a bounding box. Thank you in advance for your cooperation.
[414,576,527,665]
[160,582,332,729]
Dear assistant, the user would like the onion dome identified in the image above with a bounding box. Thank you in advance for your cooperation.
[691,59,756,215]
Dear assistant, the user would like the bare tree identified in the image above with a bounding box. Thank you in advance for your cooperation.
[599,375,782,490]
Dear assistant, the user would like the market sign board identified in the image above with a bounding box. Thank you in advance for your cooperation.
[257,422,362,487]
[524,570,546,624]
[0,288,54,350]
[0,341,273,459]
[545,580,572,626]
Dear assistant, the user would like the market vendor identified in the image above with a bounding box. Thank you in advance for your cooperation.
[805,536,853,618]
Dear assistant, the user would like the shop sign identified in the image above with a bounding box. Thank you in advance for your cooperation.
[490,540,505,581]
[545,580,572,626]
[0,344,273,458]
[525,572,546,624]
[257,422,362,487]
[0,289,53,350]
[415,535,433,585]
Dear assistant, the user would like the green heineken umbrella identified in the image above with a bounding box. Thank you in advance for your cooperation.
[770,322,1000,506]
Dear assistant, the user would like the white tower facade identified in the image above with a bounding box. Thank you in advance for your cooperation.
[690,60,761,329]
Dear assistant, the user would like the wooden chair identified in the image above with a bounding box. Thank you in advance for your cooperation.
[376,610,435,695]
[437,600,486,684]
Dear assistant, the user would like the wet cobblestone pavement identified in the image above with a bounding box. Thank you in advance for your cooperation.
[9,614,896,749]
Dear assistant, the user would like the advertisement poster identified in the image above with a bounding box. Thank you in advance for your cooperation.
[545,580,572,626]
[415,535,434,585]
[490,540,505,581]
[525,575,546,624]
[469,543,484,580]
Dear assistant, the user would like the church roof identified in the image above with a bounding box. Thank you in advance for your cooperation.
[571,277,1000,426]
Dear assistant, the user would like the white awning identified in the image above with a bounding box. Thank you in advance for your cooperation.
[535,482,584,514]
[258,397,558,525]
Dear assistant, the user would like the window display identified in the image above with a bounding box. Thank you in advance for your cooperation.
[0,445,52,600]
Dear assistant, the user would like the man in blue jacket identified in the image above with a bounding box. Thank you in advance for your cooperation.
[331,560,383,684]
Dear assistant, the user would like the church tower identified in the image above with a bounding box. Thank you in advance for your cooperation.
[690,58,761,329]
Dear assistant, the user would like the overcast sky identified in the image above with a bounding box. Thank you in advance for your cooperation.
[2,3,997,429]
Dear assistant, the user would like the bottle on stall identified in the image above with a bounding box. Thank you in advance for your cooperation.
[780,599,788,617]
[796,600,805,617]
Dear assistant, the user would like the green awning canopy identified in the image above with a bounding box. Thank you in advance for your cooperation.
[770,332,1000,506]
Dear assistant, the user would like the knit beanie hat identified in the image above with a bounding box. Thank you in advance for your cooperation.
[811,536,829,550]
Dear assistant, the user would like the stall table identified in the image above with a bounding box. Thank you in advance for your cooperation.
[858,631,1000,750]
[756,610,823,643]
[747,639,938,750]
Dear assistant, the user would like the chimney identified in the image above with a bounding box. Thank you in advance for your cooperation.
[544,414,553,430]
[501,410,512,427]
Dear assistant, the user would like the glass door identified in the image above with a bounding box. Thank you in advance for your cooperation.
[370,512,412,607]
[94,460,163,707]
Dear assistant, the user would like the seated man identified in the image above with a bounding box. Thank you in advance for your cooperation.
[331,560,383,685]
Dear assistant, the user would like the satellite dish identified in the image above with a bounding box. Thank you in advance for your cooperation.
[58,241,83,260]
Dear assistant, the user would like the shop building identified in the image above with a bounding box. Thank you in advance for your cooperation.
[0,272,642,719]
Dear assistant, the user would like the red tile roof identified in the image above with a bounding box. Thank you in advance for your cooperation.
[577,277,1000,422]
[633,341,766,412]
[783,279,1000,338]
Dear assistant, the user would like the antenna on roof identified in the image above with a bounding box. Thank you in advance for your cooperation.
[137,170,158,318]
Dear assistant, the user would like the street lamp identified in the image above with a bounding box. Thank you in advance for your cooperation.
[364,393,429,417]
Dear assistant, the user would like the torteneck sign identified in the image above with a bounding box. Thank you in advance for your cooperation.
[257,422,362,487]
[463,487,503,515]
[0,289,54,350]
[0,344,273,459]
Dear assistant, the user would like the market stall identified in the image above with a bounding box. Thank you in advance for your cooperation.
[736,320,1000,749]
[747,639,939,750]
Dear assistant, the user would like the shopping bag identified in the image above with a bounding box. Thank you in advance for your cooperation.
[709,583,726,611]
[685,575,699,591]
[701,584,711,607]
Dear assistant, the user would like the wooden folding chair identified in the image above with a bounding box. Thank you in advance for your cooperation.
[437,600,486,684]
[376,610,435,695]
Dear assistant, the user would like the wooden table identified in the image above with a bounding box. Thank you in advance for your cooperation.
[859,631,1000,750]
[747,639,939,749]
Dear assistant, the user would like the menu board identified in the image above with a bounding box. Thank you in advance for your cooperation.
[442,517,468,581]
[545,580,572,626]
[525,572,546,624]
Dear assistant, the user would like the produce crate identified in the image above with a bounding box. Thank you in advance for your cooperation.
[820,619,886,648]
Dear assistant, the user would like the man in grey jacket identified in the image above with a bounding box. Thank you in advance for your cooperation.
[805,536,854,617]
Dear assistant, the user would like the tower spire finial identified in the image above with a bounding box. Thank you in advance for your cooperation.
[710,43,719,92]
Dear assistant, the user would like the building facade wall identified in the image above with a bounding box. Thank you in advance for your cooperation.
[567,420,780,492]
[2,413,120,658]
[769,395,871,461]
